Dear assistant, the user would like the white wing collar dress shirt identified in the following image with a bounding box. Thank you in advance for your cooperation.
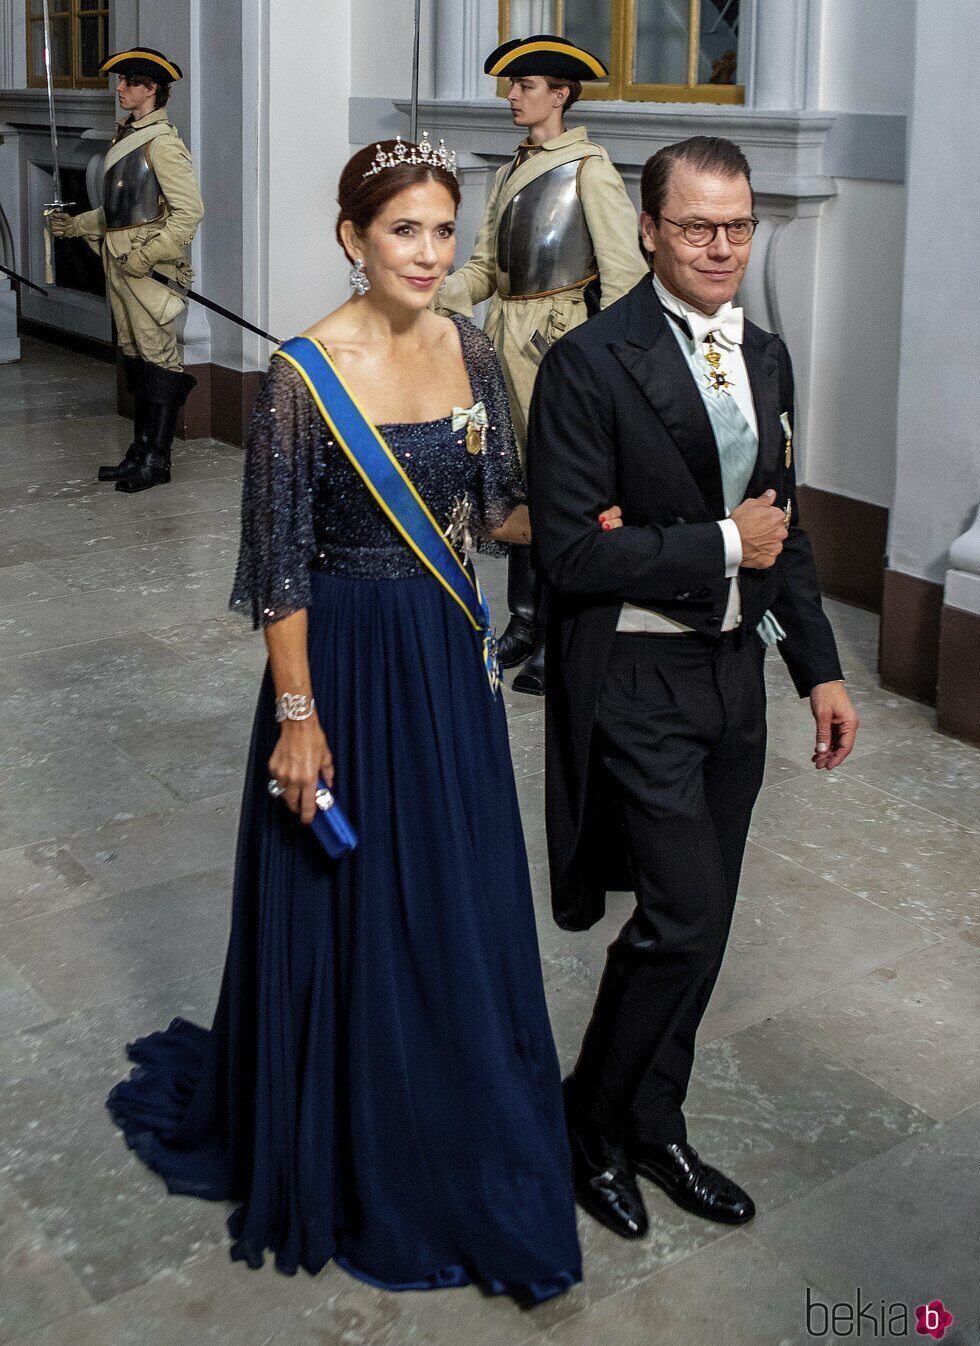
[615,275,754,635]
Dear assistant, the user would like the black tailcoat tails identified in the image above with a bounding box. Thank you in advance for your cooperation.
[527,277,843,935]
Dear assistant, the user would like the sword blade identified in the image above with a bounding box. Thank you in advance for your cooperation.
[150,271,282,345]
[410,0,422,144]
[0,261,49,296]
[40,0,68,207]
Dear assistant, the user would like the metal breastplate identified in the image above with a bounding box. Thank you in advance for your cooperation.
[103,138,165,231]
[496,158,598,298]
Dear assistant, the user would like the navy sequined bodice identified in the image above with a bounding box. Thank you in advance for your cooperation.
[231,317,524,627]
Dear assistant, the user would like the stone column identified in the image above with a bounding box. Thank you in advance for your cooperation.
[746,0,812,109]
[434,0,497,100]
[880,0,980,738]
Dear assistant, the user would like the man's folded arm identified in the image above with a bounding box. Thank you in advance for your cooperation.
[528,340,726,599]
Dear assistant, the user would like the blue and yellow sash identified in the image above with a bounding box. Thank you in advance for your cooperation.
[274,336,499,692]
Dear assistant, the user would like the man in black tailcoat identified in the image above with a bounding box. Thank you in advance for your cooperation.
[527,136,859,1238]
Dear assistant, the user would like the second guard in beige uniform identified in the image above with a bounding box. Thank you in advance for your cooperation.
[50,47,204,493]
[437,36,647,693]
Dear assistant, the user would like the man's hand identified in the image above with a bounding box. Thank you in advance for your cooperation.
[809,680,859,770]
[731,489,788,569]
[47,210,79,238]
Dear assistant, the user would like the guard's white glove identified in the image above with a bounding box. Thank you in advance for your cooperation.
[47,210,79,238]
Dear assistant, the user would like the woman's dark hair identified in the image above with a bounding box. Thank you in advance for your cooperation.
[641,136,753,220]
[544,76,582,110]
[336,142,462,260]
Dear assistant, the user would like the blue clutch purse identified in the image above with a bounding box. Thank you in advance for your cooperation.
[310,779,358,860]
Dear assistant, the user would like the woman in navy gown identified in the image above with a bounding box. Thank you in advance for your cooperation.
[106,140,583,1301]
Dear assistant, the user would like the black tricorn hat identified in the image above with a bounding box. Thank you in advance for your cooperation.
[485,34,608,81]
[100,48,183,82]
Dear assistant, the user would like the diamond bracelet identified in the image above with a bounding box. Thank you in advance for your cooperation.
[274,693,316,723]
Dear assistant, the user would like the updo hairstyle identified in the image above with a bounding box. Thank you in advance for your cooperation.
[336,142,462,262]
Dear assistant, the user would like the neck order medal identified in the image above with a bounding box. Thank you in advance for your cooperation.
[703,336,734,394]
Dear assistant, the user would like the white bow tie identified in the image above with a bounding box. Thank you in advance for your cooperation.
[686,305,744,350]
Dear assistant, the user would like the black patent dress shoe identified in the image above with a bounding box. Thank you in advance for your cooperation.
[511,637,545,696]
[496,615,537,669]
[630,1141,756,1224]
[565,1102,648,1239]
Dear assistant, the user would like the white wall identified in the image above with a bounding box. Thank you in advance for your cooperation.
[266,0,353,340]
[805,179,905,506]
[817,0,915,115]
[888,0,980,585]
[794,0,914,506]
[351,0,434,102]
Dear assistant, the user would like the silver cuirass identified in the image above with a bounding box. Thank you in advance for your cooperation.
[496,158,598,298]
[103,140,165,231]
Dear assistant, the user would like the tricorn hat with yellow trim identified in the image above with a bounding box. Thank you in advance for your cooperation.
[485,34,608,81]
[100,48,183,82]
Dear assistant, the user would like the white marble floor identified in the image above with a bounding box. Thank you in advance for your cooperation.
[0,340,978,1345]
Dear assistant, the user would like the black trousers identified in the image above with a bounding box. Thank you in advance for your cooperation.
[571,629,767,1147]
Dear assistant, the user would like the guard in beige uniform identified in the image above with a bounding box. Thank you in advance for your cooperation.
[437,35,647,693]
[50,48,204,493]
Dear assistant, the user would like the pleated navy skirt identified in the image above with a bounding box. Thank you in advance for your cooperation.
[107,571,582,1302]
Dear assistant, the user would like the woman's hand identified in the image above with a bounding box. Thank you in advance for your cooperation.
[599,505,623,530]
[268,719,335,825]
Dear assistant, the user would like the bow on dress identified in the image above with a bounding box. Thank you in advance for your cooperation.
[451,402,489,455]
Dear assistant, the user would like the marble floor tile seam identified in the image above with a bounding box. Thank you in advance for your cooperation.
[36,563,237,599]
[26,531,240,569]
[0,491,249,535]
[0,788,242,891]
[0,618,220,665]
[751,775,979,866]
[844,762,980,833]
[739,836,961,935]
[0,964,228,1063]
[0,860,231,964]
[0,876,109,937]
[516,1228,836,1346]
[760,1017,960,1129]
[695,928,945,1053]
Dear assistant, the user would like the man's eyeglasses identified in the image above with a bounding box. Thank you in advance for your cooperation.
[659,216,759,247]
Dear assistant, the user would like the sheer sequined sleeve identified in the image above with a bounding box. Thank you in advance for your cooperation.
[455,318,526,557]
[229,357,321,627]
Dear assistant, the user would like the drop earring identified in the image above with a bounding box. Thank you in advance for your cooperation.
[349,257,370,295]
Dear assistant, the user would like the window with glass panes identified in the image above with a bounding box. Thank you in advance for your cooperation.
[27,0,111,90]
[498,0,744,103]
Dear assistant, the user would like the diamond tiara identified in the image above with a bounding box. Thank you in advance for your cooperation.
[362,133,458,180]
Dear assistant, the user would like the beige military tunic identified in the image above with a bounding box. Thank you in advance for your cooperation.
[436,125,647,455]
[66,109,204,372]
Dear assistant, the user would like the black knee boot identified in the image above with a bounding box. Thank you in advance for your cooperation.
[115,367,196,494]
[497,545,539,669]
[511,566,547,696]
[98,356,150,482]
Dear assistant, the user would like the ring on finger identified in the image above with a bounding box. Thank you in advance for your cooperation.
[267,778,285,798]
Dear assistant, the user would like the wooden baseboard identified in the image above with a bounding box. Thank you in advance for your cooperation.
[19,318,115,364]
[937,604,980,746]
[108,359,262,446]
[179,363,261,447]
[879,568,944,705]
[796,485,888,613]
